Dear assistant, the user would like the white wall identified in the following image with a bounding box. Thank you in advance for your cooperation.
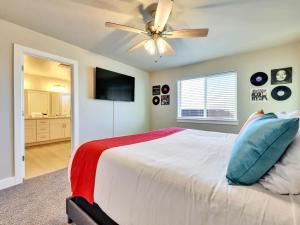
[150,41,300,134]
[0,19,150,180]
[24,74,71,93]
[24,55,72,81]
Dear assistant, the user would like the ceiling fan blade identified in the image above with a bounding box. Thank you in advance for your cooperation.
[156,38,175,55]
[105,22,146,34]
[128,40,148,52]
[154,0,174,33]
[164,29,209,38]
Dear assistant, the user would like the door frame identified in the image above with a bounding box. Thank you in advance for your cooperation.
[14,44,79,183]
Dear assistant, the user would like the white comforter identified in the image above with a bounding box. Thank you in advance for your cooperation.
[89,129,299,225]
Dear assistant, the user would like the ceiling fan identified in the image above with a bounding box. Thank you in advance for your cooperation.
[105,0,209,56]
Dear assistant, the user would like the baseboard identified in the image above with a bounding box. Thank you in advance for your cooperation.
[0,176,22,191]
[25,138,71,147]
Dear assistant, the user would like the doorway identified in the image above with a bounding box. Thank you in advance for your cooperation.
[23,55,72,178]
[14,44,79,184]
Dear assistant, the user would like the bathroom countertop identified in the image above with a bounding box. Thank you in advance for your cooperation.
[25,116,71,120]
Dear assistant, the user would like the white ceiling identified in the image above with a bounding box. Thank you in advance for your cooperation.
[24,55,71,81]
[1,0,300,72]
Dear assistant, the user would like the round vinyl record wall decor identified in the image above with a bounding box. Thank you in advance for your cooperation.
[250,72,268,86]
[271,86,292,101]
[152,96,160,105]
[161,84,170,94]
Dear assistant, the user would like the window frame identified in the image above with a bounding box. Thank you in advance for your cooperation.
[177,71,238,125]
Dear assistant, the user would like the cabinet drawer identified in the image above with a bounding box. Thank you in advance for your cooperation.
[37,120,49,126]
[37,124,49,133]
[37,132,49,142]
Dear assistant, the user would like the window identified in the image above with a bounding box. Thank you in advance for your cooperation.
[177,72,237,123]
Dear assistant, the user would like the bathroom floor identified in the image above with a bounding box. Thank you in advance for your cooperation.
[25,141,71,179]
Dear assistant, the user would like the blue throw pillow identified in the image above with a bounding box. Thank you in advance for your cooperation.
[227,113,299,185]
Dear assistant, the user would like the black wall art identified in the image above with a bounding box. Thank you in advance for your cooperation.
[152,85,161,95]
[271,67,292,85]
[161,84,170,94]
[152,84,170,106]
[250,72,268,86]
[161,95,170,105]
[271,86,292,101]
[152,96,160,105]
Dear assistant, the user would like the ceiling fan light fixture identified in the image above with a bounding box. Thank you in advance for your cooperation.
[156,37,167,55]
[144,39,156,55]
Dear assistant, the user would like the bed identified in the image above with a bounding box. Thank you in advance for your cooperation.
[67,128,300,225]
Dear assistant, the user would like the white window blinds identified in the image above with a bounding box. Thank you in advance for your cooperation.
[178,72,237,121]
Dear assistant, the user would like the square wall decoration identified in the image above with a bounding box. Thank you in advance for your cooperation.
[250,88,269,103]
[152,85,161,95]
[161,95,170,105]
[271,67,292,85]
[152,84,170,106]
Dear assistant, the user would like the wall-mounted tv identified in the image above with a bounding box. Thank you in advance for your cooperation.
[95,67,135,102]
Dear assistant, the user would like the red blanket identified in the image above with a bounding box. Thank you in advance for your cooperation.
[70,127,185,204]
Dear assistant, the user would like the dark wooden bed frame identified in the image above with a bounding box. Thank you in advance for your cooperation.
[66,197,118,225]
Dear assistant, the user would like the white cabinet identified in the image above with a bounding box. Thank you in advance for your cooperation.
[25,120,36,144]
[50,118,71,140]
[50,119,65,140]
[25,118,70,146]
[36,120,50,142]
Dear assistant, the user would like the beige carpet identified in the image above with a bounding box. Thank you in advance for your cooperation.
[0,169,70,225]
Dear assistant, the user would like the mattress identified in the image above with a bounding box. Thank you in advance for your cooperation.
[74,129,300,225]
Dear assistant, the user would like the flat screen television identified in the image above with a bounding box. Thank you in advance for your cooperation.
[95,67,135,102]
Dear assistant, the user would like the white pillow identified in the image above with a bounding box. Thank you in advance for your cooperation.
[260,112,300,194]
